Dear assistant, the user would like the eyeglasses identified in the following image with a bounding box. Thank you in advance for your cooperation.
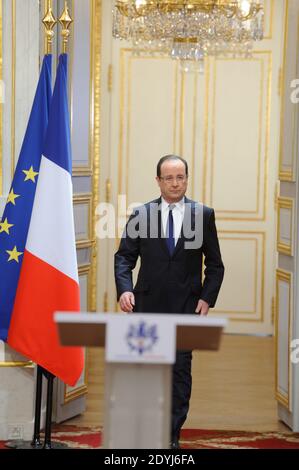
[159,175,188,184]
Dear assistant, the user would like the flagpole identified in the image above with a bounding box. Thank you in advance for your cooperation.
[29,1,57,450]
[40,1,74,451]
[30,366,44,448]
[43,369,56,449]
[43,0,57,55]
[59,0,73,54]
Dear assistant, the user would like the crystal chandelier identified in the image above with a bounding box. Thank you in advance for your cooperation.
[112,0,264,71]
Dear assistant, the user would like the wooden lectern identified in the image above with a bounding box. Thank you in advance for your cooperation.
[55,312,227,449]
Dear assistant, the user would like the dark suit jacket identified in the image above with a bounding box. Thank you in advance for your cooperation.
[114,197,224,314]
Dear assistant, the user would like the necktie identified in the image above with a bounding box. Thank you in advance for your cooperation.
[166,205,175,256]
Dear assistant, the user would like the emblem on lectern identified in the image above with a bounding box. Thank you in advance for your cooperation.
[126,321,159,355]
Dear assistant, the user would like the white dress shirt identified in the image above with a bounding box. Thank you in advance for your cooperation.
[161,197,185,246]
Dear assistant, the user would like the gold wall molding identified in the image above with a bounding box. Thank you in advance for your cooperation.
[179,70,185,157]
[73,168,93,176]
[191,72,198,198]
[279,0,298,182]
[79,263,92,275]
[118,48,125,200]
[271,295,275,325]
[103,291,108,312]
[212,230,265,322]
[73,193,92,200]
[202,57,210,204]
[108,63,113,92]
[278,0,290,181]
[173,62,178,154]
[64,382,87,403]
[277,196,294,256]
[105,178,111,203]
[73,193,93,244]
[275,268,292,410]
[278,66,283,97]
[76,240,94,250]
[0,361,34,368]
[90,0,101,312]
[263,0,274,40]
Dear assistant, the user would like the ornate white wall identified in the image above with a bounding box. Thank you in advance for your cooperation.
[97,0,285,336]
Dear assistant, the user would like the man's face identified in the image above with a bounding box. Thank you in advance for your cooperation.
[156,160,188,203]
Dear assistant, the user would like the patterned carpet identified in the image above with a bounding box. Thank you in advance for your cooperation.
[1,425,299,449]
[181,428,299,449]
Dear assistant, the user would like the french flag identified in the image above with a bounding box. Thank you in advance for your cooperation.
[8,55,84,386]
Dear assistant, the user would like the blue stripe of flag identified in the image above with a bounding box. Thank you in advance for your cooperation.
[43,54,72,175]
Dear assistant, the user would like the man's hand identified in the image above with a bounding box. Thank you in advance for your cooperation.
[195,299,210,316]
[119,291,135,313]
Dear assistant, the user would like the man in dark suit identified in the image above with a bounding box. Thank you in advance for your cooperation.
[114,155,224,448]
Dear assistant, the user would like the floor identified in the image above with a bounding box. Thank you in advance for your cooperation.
[67,334,291,432]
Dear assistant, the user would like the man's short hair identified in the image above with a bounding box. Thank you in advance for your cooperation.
[157,155,188,178]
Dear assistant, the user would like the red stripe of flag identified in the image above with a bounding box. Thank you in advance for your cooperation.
[8,250,84,386]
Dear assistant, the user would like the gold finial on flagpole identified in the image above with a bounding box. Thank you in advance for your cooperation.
[59,1,73,54]
[42,0,57,55]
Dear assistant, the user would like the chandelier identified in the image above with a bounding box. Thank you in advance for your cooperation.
[112,0,264,71]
